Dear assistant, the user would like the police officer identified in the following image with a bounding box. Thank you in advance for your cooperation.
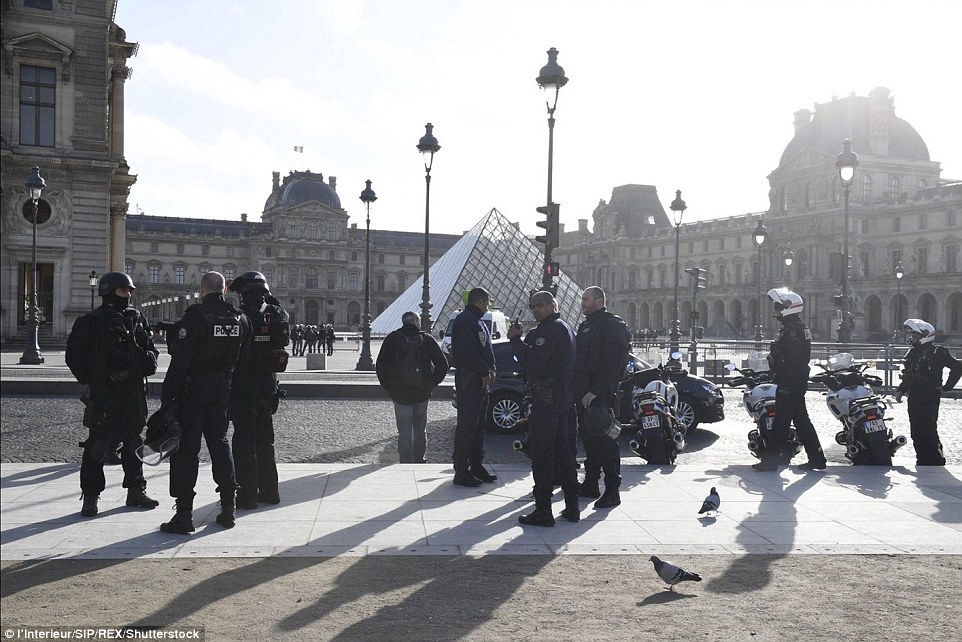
[159,271,252,533]
[66,272,161,517]
[508,291,579,526]
[573,286,631,509]
[450,287,498,487]
[227,271,290,508]
[757,288,826,471]
[896,319,962,466]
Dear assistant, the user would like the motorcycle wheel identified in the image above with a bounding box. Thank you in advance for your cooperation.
[644,432,669,465]
[868,439,893,466]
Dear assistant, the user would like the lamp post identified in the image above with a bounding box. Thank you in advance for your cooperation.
[836,138,859,344]
[417,123,440,333]
[88,270,98,310]
[893,261,904,340]
[752,218,768,348]
[19,166,46,365]
[783,248,794,284]
[356,179,377,371]
[536,47,568,287]
[669,190,686,353]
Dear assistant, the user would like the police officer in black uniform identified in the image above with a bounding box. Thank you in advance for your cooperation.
[66,272,161,517]
[896,319,962,466]
[228,271,290,508]
[450,287,498,487]
[573,286,631,509]
[159,271,252,534]
[508,291,579,526]
[756,288,826,471]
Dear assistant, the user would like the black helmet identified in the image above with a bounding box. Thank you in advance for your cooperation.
[228,271,269,294]
[583,402,621,441]
[137,404,182,465]
[98,272,136,297]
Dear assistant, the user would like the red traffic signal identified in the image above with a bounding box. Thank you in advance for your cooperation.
[544,261,560,278]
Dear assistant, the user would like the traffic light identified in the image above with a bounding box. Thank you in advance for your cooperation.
[535,202,560,250]
[831,293,845,308]
[544,261,560,279]
[685,266,707,290]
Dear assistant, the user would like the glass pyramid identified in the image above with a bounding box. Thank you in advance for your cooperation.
[371,208,583,336]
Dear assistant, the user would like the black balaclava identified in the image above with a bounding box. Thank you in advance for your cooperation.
[241,289,267,307]
[103,292,131,311]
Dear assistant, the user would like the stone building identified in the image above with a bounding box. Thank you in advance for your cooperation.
[1,0,137,347]
[556,88,962,343]
[125,170,461,330]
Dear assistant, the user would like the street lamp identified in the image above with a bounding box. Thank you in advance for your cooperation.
[893,261,904,340]
[356,179,377,371]
[783,248,794,284]
[669,190,687,353]
[417,123,440,332]
[836,138,859,344]
[536,46,568,287]
[88,270,98,310]
[752,217,768,348]
[19,166,46,365]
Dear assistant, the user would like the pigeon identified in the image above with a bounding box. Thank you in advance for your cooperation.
[699,487,720,515]
[650,555,703,591]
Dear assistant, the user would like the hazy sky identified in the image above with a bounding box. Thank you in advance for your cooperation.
[115,0,961,236]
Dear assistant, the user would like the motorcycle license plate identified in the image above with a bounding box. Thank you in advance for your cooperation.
[763,416,774,431]
[641,415,661,429]
[862,418,886,433]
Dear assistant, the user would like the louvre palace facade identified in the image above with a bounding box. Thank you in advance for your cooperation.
[555,87,961,343]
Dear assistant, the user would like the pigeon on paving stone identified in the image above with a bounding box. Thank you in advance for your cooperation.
[650,555,703,591]
[699,487,720,515]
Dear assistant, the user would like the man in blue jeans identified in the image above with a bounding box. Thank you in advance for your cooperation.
[376,311,449,463]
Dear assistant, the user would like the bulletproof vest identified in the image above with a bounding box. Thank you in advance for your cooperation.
[246,302,290,373]
[903,344,943,389]
[192,301,245,373]
[95,307,149,381]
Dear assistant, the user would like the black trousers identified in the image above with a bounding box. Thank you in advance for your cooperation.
[528,405,578,504]
[771,386,823,461]
[169,376,237,502]
[231,398,279,501]
[79,386,147,495]
[453,370,486,470]
[908,391,945,465]
[576,402,621,487]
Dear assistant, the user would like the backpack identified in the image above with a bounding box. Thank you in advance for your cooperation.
[395,332,430,386]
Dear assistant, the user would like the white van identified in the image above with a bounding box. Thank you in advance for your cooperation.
[441,308,510,359]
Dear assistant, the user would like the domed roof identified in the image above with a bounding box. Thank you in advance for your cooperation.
[778,87,929,167]
[263,170,341,211]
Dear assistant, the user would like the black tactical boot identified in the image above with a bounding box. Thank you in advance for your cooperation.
[560,496,581,523]
[578,475,601,499]
[126,486,160,509]
[160,500,194,535]
[216,496,236,528]
[594,488,621,509]
[519,506,555,527]
[257,490,281,505]
[453,458,482,487]
[469,464,497,483]
[236,493,258,510]
[80,494,99,517]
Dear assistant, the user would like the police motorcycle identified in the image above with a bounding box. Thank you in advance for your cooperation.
[724,351,802,462]
[627,353,686,465]
[809,352,906,466]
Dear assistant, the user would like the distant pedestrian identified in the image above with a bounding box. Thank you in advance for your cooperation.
[450,287,498,486]
[326,324,336,356]
[896,319,962,466]
[376,311,448,463]
[65,272,161,517]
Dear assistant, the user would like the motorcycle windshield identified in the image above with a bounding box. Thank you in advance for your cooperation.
[827,353,856,371]
[746,351,770,372]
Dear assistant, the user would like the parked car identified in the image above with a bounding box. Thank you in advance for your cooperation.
[463,344,724,434]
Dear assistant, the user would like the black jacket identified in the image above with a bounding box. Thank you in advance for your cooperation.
[450,305,495,377]
[769,316,812,391]
[66,304,158,390]
[376,323,448,404]
[510,312,575,411]
[573,308,631,399]
[898,342,962,396]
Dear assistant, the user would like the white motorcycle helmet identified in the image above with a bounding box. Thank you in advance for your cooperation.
[903,318,935,345]
[767,288,803,318]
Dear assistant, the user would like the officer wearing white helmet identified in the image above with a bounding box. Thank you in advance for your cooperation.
[895,319,961,466]
[755,288,827,471]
